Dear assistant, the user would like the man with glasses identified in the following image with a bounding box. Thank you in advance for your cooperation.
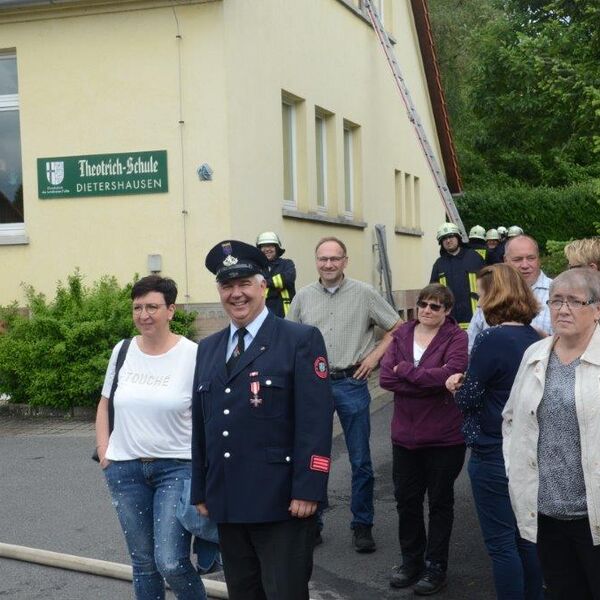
[467,234,553,351]
[288,236,401,553]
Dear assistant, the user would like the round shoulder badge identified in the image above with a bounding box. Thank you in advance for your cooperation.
[314,356,328,379]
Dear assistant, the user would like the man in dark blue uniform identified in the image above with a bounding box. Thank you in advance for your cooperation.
[191,240,334,600]
[256,231,296,318]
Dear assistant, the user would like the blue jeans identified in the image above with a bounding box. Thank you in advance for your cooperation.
[468,446,544,600]
[103,458,207,600]
[331,377,374,528]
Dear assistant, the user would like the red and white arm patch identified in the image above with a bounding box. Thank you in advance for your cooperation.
[310,455,331,473]
[314,356,329,379]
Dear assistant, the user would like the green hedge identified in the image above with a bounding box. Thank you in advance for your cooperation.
[0,272,197,409]
[456,180,600,252]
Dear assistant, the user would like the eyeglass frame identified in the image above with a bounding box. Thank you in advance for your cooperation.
[416,300,446,312]
[316,255,347,264]
[132,303,168,315]
[546,298,598,311]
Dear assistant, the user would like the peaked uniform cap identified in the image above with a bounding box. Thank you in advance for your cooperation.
[205,240,269,282]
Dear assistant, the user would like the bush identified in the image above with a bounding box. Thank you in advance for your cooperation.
[541,240,569,278]
[457,179,600,252]
[0,272,197,409]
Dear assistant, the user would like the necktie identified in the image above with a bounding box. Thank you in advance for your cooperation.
[226,327,247,374]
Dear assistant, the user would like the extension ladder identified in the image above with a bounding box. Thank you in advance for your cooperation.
[364,0,468,241]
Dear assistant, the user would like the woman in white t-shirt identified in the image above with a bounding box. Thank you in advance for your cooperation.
[95,275,206,600]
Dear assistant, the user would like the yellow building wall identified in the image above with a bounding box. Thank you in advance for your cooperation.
[0,0,448,307]
[221,0,446,294]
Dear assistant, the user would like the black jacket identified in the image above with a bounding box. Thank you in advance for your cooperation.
[191,313,334,523]
[430,247,485,328]
[265,257,296,318]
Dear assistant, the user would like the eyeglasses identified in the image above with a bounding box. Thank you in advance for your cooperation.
[417,300,444,312]
[133,303,167,315]
[316,256,346,264]
[546,298,597,310]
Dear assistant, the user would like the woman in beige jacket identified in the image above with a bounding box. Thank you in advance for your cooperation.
[503,268,600,599]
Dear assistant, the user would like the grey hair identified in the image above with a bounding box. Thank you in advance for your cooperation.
[550,268,600,301]
[504,234,539,257]
[217,273,265,287]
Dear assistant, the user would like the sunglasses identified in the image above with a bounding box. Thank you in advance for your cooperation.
[417,300,445,312]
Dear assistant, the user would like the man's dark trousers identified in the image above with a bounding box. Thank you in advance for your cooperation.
[217,515,318,600]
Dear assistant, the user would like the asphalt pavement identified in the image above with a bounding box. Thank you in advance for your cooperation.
[0,393,495,599]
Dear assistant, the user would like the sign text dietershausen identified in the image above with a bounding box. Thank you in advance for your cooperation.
[37,150,168,199]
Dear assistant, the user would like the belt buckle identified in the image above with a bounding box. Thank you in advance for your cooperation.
[140,457,155,463]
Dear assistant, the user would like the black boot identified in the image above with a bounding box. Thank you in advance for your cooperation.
[413,563,447,596]
[389,564,421,588]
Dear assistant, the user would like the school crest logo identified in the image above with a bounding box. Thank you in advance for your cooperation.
[46,161,64,186]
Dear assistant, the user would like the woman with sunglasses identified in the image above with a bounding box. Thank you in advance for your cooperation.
[446,264,544,600]
[380,283,468,595]
[95,275,207,600]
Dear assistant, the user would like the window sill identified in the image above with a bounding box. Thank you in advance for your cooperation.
[395,226,424,237]
[334,0,396,44]
[0,227,29,245]
[282,208,367,229]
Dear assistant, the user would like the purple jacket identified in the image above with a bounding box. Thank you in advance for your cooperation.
[380,317,468,449]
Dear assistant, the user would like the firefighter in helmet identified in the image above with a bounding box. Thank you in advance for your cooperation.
[430,223,484,329]
[468,225,488,260]
[256,231,296,318]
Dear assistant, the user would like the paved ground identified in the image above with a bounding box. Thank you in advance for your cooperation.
[0,392,495,599]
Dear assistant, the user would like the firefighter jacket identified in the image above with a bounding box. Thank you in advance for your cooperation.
[430,247,484,329]
[265,257,296,318]
[190,312,334,523]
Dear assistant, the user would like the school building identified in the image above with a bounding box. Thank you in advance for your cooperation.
[0,0,462,333]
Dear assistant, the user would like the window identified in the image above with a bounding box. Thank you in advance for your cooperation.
[282,100,297,205]
[343,125,354,215]
[315,113,328,209]
[0,53,23,230]
[395,170,421,232]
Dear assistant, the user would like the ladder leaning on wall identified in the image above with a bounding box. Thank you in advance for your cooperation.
[364,0,468,241]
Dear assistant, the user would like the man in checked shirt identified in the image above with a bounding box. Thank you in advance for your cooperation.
[288,236,401,553]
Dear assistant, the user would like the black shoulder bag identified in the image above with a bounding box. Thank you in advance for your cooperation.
[92,338,131,462]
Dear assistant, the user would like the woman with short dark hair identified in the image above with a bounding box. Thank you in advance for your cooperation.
[504,268,600,598]
[95,275,207,600]
[446,264,544,599]
[381,283,468,595]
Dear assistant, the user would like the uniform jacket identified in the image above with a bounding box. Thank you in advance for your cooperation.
[265,257,296,318]
[191,312,334,524]
[380,317,468,449]
[430,247,484,328]
[467,240,487,262]
[503,326,600,545]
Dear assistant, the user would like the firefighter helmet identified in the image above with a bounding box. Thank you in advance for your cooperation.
[507,226,524,238]
[469,225,486,241]
[436,222,461,242]
[256,231,285,255]
[486,228,501,241]
[497,226,508,238]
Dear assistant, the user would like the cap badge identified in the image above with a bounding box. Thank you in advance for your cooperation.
[223,255,238,266]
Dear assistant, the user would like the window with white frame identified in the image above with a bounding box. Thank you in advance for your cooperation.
[343,126,354,215]
[315,113,328,209]
[0,53,23,229]
[281,100,297,206]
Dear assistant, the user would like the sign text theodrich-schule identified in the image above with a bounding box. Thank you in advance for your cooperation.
[37,150,169,199]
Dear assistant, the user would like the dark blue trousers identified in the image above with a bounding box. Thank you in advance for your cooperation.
[468,445,544,600]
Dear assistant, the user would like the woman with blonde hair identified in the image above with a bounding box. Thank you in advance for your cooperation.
[446,264,544,599]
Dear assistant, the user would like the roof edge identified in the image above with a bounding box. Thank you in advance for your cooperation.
[409,0,462,194]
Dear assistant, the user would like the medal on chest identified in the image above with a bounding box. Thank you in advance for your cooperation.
[249,371,263,408]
